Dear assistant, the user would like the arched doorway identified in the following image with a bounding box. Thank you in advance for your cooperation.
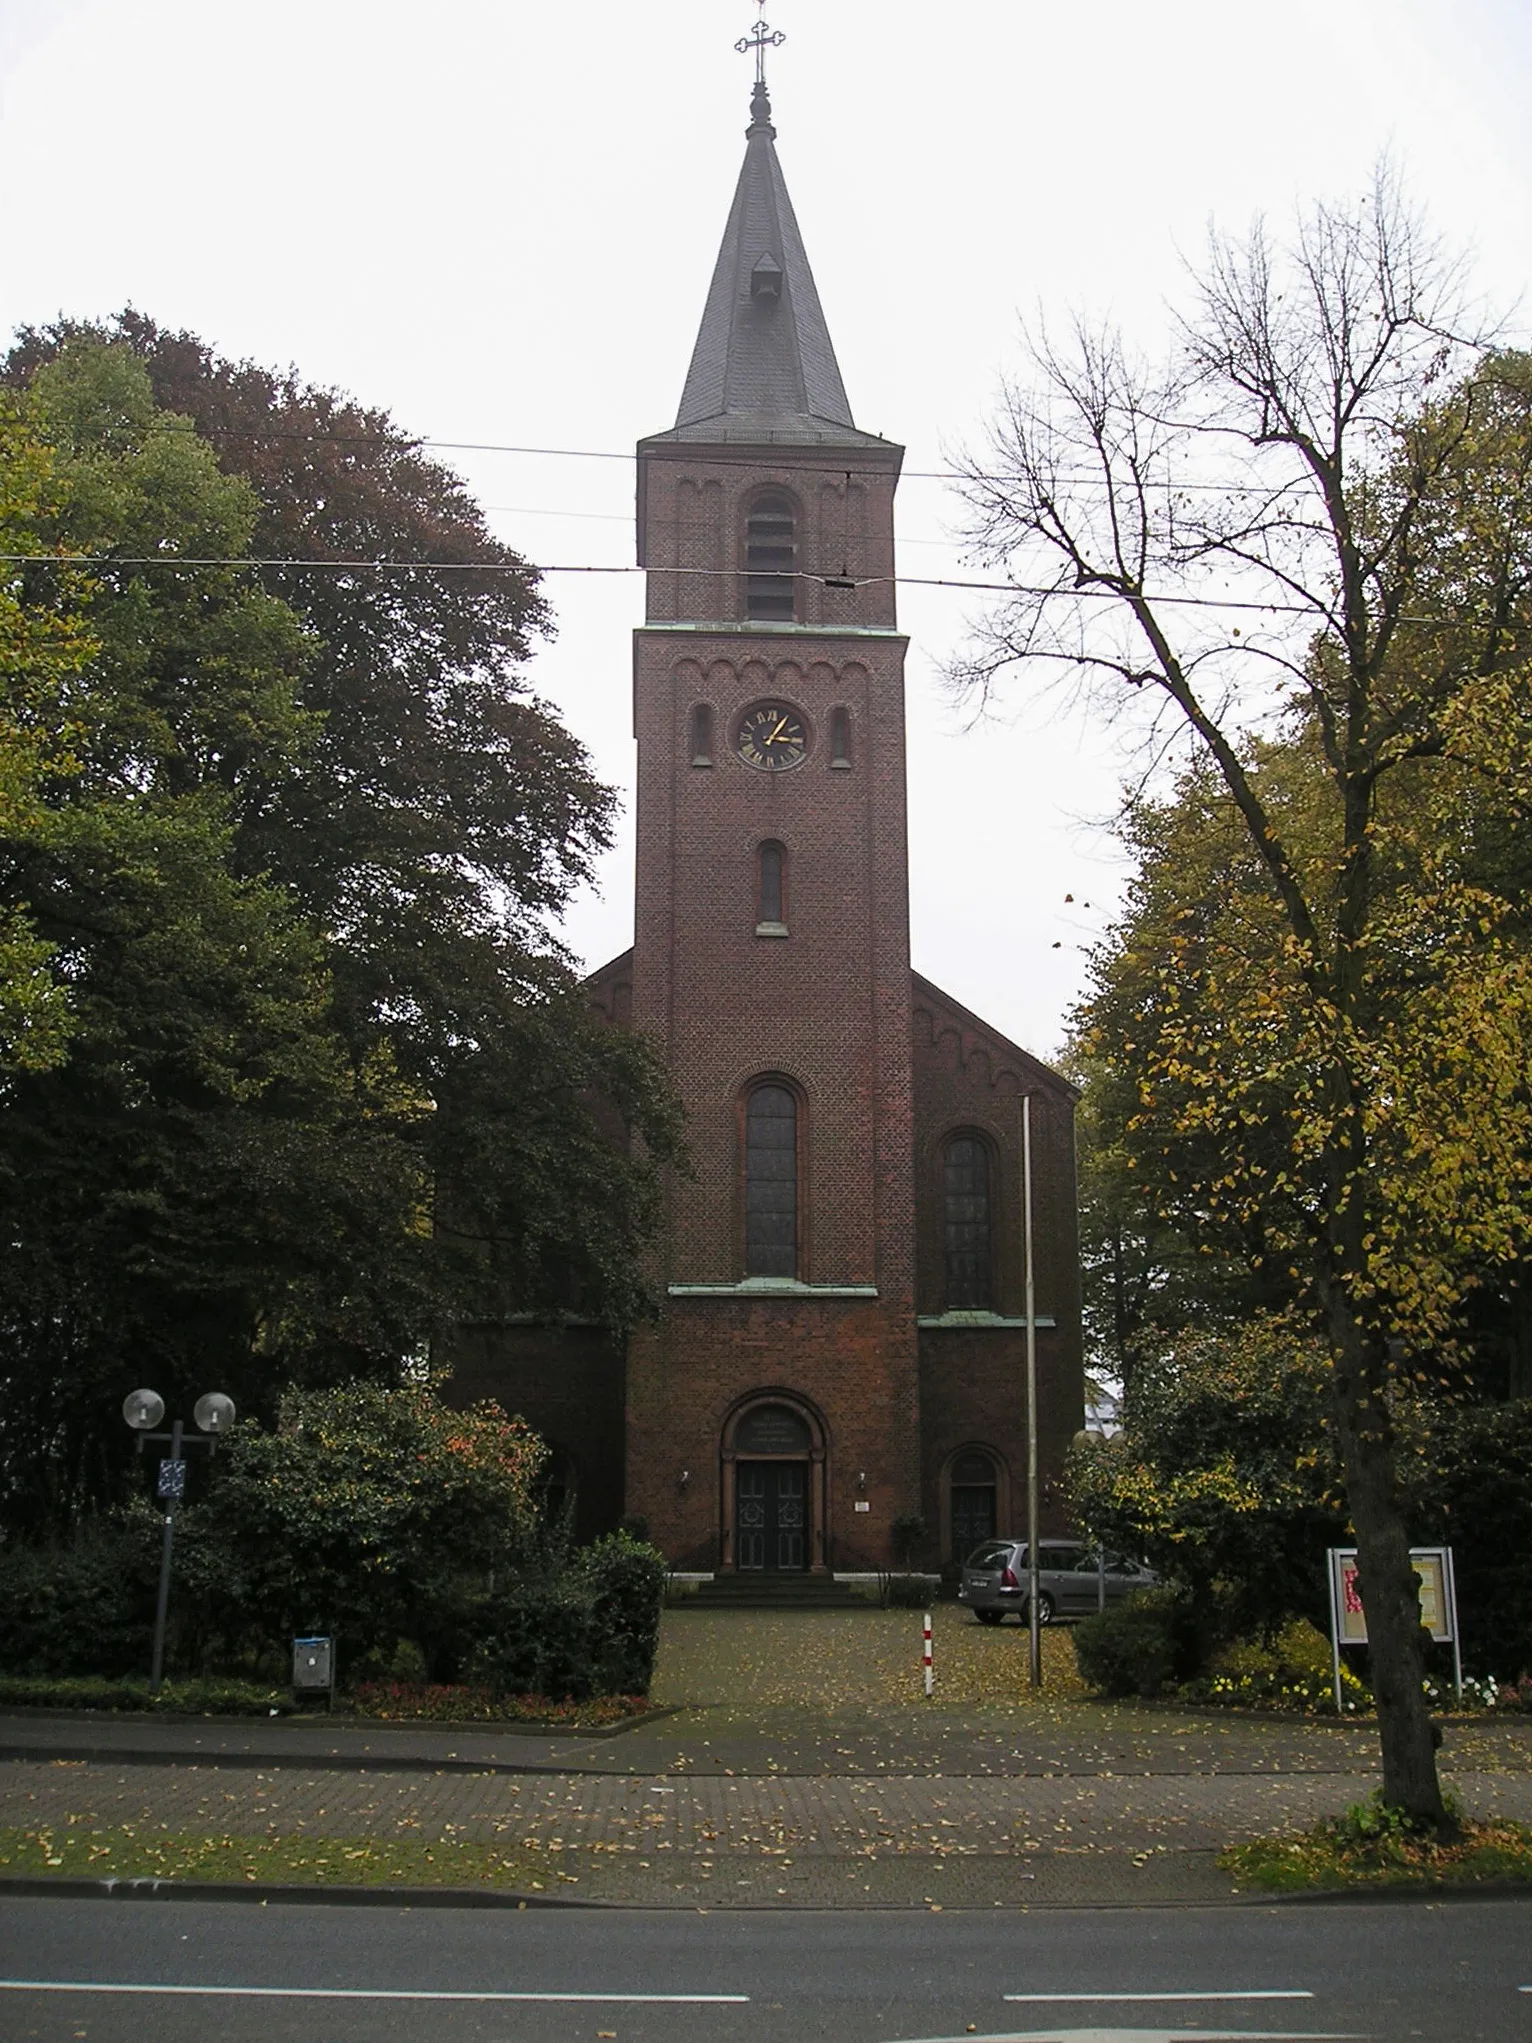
[721,1394,826,1573]
[945,1445,1005,1564]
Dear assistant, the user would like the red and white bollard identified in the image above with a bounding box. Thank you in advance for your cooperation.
[923,1611,934,1698]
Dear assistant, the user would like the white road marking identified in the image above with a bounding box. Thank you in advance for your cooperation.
[894,2030,1358,2043]
[1004,1991,1314,2003]
[891,2029,1359,2043]
[0,1982,747,2003]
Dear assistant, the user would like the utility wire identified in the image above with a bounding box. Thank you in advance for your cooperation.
[0,551,1397,617]
[126,419,1323,496]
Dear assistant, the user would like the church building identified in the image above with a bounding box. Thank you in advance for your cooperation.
[452,64,1084,1577]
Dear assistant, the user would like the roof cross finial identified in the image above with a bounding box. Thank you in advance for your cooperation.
[736,14,785,92]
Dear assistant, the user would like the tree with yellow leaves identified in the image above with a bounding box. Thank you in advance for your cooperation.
[956,177,1532,1827]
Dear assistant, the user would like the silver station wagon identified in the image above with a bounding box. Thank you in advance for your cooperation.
[957,1538,1158,1624]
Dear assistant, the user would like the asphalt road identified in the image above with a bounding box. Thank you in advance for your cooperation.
[1,1894,1528,2042]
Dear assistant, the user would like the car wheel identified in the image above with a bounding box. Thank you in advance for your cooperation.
[975,1609,1002,1626]
[1028,1591,1055,1626]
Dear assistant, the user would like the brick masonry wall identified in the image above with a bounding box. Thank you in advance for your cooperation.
[626,1297,920,1570]
[637,442,901,632]
[626,435,922,1567]
[917,1327,1081,1562]
[910,979,1086,1565]
[446,439,1084,1578]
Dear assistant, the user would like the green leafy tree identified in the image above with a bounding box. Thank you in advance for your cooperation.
[5,315,682,1357]
[0,329,682,1534]
[0,344,381,1527]
[0,399,96,1071]
[1069,1318,1347,1643]
[955,180,1532,1825]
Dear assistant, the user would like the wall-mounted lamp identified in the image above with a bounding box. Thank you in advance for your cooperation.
[679,1469,690,1491]
[855,1470,867,1493]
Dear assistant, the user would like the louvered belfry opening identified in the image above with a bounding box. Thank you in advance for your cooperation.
[744,1082,798,1276]
[745,492,797,620]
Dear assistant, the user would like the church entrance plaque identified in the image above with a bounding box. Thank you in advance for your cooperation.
[735,1404,811,1456]
[736,1461,808,1571]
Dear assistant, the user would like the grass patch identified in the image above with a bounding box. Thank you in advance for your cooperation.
[1222,1791,1532,1893]
[0,1674,651,1728]
[0,1823,565,1892]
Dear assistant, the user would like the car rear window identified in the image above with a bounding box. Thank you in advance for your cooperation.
[966,1543,1013,1569]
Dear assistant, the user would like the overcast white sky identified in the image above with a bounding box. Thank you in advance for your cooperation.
[4,1,1531,1058]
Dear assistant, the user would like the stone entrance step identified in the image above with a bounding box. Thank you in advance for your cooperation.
[681,1573,874,1610]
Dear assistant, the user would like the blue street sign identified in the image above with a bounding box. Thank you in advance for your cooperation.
[157,1458,186,1500]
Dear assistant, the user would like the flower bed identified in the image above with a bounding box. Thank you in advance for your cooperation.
[347,1681,650,1726]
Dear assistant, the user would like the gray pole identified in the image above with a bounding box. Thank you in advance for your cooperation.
[150,1417,182,1695]
[1024,1094,1042,1690]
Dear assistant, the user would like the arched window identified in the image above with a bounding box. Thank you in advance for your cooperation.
[943,1134,992,1309]
[744,1082,798,1277]
[756,839,786,933]
[745,492,796,621]
[949,1447,998,1558]
[829,706,852,768]
[690,702,713,765]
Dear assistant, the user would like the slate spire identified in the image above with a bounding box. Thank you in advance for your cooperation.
[666,77,870,446]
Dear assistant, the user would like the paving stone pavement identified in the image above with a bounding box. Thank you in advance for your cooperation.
[5,1607,1530,1907]
[6,1756,1532,1856]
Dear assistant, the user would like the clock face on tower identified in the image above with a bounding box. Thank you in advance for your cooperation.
[735,700,809,771]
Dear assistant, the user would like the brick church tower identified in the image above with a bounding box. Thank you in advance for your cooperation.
[452,67,1084,1576]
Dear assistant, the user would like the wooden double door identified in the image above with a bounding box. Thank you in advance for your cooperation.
[735,1460,808,1571]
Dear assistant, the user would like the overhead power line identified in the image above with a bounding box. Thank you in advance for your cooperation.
[126,419,1321,497]
[0,551,1384,618]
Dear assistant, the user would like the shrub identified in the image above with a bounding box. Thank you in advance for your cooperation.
[0,1674,291,1714]
[468,1581,600,1698]
[1073,1587,1196,1698]
[175,1378,547,1677]
[468,1533,667,1702]
[0,1519,160,1678]
[890,1514,927,1570]
[883,1574,932,1609]
[575,1530,666,1695]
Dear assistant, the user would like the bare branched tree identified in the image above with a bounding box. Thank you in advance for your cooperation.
[954,168,1532,1826]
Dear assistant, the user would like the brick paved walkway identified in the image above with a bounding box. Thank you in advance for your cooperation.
[4,1607,1528,1906]
[6,1757,1531,1855]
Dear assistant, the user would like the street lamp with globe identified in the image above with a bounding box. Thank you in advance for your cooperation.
[123,1388,236,1692]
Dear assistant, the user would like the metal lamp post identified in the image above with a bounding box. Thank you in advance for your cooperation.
[123,1389,236,1693]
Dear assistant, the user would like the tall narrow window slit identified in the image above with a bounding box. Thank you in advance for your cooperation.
[829,706,852,767]
[690,702,713,765]
[757,839,785,930]
[745,1083,798,1278]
